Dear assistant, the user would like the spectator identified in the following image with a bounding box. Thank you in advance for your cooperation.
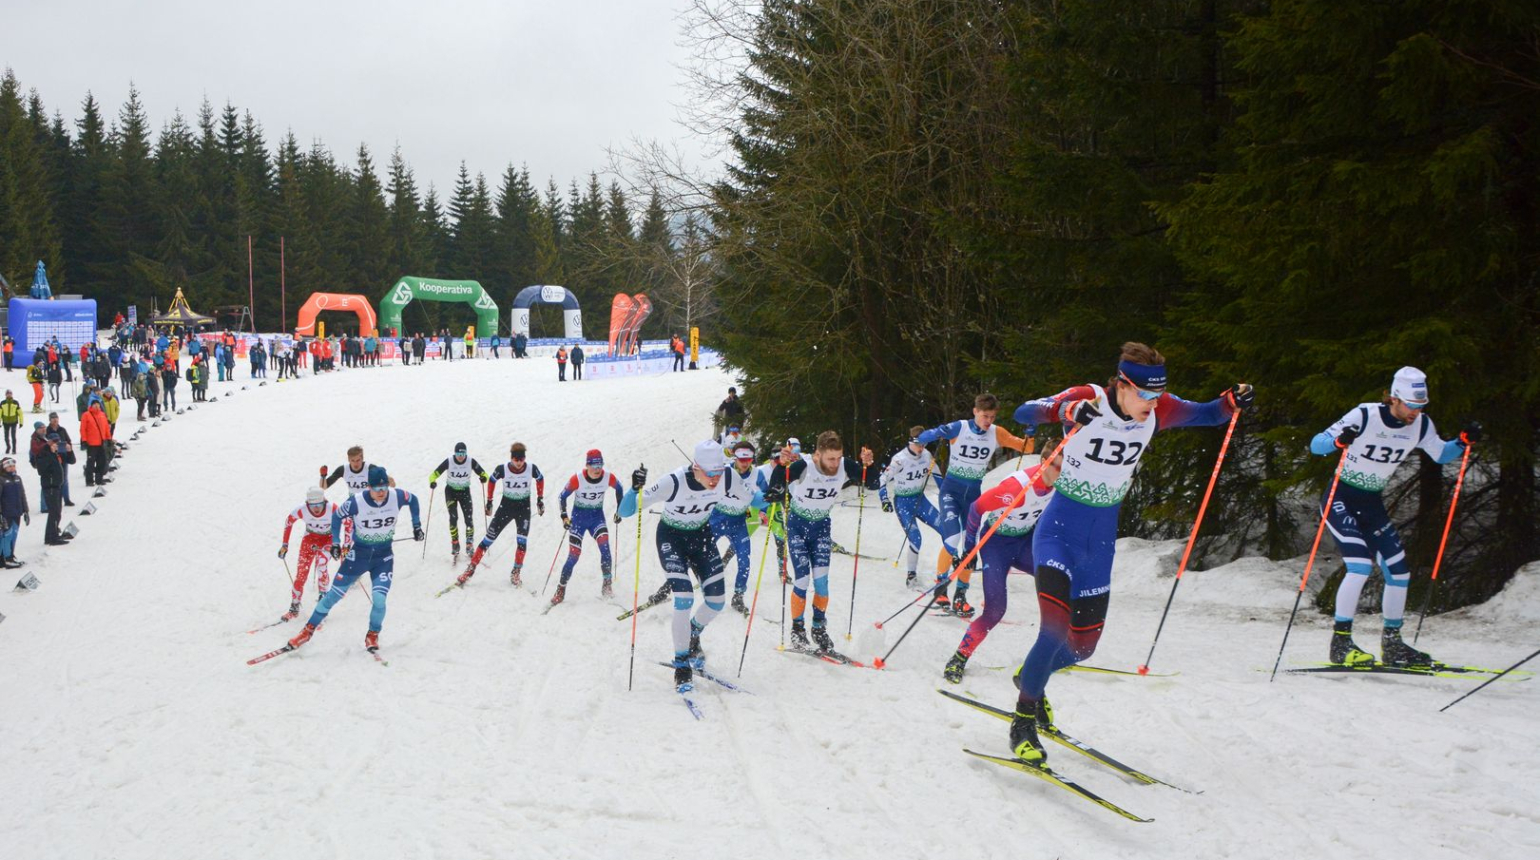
[46,360,62,404]
[26,362,45,413]
[75,382,94,419]
[671,334,686,372]
[571,344,585,380]
[37,431,74,545]
[490,334,501,358]
[0,390,19,454]
[131,367,149,420]
[161,361,179,412]
[80,401,112,487]
[556,346,568,381]
[2,335,13,372]
[715,386,746,433]
[46,412,75,507]
[99,388,120,434]
[145,361,162,418]
[189,358,204,402]
[0,454,30,566]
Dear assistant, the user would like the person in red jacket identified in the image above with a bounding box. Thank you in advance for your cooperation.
[278,487,340,619]
[78,401,113,486]
[555,346,568,382]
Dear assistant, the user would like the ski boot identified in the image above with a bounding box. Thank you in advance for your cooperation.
[1035,695,1055,731]
[933,587,952,612]
[673,657,693,690]
[1009,702,1048,766]
[905,571,918,589]
[1381,626,1434,668]
[943,651,968,684]
[287,623,317,648]
[510,565,523,587]
[951,591,975,619]
[600,577,614,598]
[281,601,301,622]
[550,584,566,606]
[451,539,461,558]
[731,590,748,615]
[811,624,835,654]
[790,618,812,651]
[1329,620,1375,667]
[687,621,706,668]
[364,630,379,653]
[456,567,475,586]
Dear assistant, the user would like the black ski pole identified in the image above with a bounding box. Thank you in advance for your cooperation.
[1440,645,1540,712]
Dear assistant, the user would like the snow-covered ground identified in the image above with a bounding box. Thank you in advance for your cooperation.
[2,357,1536,860]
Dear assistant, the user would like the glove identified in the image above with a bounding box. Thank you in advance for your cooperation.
[562,514,571,529]
[631,465,648,490]
[278,544,288,559]
[537,498,546,516]
[613,513,622,525]
[413,527,425,542]
[1063,398,1101,426]
[23,512,30,526]
[329,544,343,561]
[1460,421,1483,445]
[1335,426,1360,449]
[485,501,493,516]
[763,486,785,505]
[1228,383,1255,411]
[429,481,437,490]
[881,498,893,513]
[318,464,327,479]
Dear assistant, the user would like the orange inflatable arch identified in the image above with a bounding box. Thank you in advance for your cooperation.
[294,292,378,336]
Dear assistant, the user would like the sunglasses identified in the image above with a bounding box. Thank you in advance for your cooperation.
[511,455,526,462]
[1120,373,1163,401]
[701,467,726,478]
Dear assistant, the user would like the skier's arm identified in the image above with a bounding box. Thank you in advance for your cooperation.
[282,508,300,545]
[1013,385,1099,429]
[331,497,357,544]
[427,458,449,486]
[398,489,422,530]
[471,459,489,482]
[761,459,806,502]
[1311,408,1366,456]
[619,473,669,518]
[534,465,546,501]
[915,420,962,447]
[610,473,625,507]
[843,456,880,490]
[322,465,345,488]
[486,465,502,502]
[1416,416,1468,464]
[994,426,1033,454]
[559,475,578,516]
[1153,391,1236,431]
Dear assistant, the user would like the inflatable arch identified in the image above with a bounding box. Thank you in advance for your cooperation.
[294,292,378,336]
[379,276,499,337]
[511,285,583,340]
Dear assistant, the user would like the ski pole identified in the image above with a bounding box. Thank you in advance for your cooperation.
[738,503,777,676]
[542,524,568,596]
[777,462,790,651]
[1414,442,1472,645]
[1439,644,1540,712]
[874,425,1081,631]
[421,490,436,560]
[281,555,295,591]
[1270,450,1348,682]
[846,465,867,641]
[873,589,942,670]
[627,481,644,692]
[1139,407,1240,674]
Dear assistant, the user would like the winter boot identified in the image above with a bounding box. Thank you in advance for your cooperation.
[281,601,301,622]
[943,650,968,684]
[287,623,317,648]
[601,577,613,599]
[673,658,693,690]
[510,565,522,587]
[811,624,835,654]
[1009,704,1047,766]
[1381,626,1435,668]
[551,583,566,606]
[790,618,811,650]
[364,630,379,653]
[731,590,748,615]
[1329,620,1375,667]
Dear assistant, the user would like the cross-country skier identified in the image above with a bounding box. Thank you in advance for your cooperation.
[916,393,1033,617]
[941,450,1060,683]
[753,440,799,577]
[880,426,944,588]
[277,487,340,619]
[461,442,546,586]
[1004,342,1250,765]
[1310,366,1479,668]
[761,431,879,654]
[710,440,766,613]
[321,445,393,496]
[619,440,757,689]
[287,466,422,653]
[428,442,489,558]
[552,449,626,604]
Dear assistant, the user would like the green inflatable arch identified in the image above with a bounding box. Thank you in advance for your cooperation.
[379,276,500,336]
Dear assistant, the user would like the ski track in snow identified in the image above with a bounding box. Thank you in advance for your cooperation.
[1,358,1536,860]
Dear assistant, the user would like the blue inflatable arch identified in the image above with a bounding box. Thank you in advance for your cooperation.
[511,285,582,339]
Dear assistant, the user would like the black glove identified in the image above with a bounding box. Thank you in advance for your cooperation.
[613,513,622,525]
[881,498,893,513]
[413,527,425,542]
[631,465,648,490]
[278,544,288,559]
[1460,421,1483,445]
[429,481,436,490]
[763,485,786,505]
[1229,383,1255,411]
[537,498,546,516]
[1065,398,1101,426]
[1335,426,1361,449]
[484,501,493,516]
[329,544,343,560]
[561,514,571,529]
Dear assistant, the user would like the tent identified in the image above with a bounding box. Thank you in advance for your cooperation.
[151,288,216,328]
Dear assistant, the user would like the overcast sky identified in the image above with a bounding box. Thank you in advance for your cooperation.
[1,0,714,196]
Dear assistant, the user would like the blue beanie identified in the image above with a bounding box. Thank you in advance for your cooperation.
[368,465,390,489]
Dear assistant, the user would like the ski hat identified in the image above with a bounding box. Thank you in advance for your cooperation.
[586,449,604,467]
[454,441,468,458]
[733,441,756,461]
[367,465,390,489]
[1,457,14,469]
[787,437,801,452]
[693,440,728,473]
[1391,366,1430,407]
[306,487,326,507]
[1118,359,1167,392]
